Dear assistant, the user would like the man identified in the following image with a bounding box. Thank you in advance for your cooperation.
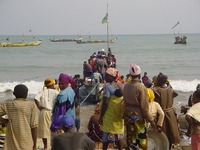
[34,79,59,150]
[142,72,149,86]
[123,64,156,150]
[0,84,38,150]
[91,69,103,84]
[83,61,93,81]
[51,114,95,150]
[153,74,180,148]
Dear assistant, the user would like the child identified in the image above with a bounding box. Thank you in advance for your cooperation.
[186,90,200,149]
[120,75,125,84]
[178,105,190,136]
[75,101,81,132]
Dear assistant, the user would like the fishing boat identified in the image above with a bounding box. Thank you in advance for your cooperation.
[172,21,187,44]
[76,39,115,44]
[49,37,82,42]
[0,40,42,47]
[24,40,43,46]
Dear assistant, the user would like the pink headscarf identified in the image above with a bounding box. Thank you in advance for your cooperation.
[59,73,72,83]
[106,68,118,77]
[129,63,141,76]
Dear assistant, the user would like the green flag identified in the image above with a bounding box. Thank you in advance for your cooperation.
[102,14,107,24]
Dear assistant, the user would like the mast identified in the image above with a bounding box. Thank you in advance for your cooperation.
[106,4,109,51]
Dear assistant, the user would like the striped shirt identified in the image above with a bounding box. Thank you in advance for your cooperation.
[0,98,38,150]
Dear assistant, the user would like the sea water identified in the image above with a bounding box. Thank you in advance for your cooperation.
[0,34,200,109]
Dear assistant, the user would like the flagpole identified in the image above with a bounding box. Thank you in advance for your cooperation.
[106,4,109,52]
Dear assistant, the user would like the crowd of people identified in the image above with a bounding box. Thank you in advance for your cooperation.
[0,55,200,150]
[83,48,116,82]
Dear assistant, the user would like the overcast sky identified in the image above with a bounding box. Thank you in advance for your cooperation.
[1,0,200,35]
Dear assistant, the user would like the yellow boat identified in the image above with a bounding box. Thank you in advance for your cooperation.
[24,40,43,46]
[0,40,42,47]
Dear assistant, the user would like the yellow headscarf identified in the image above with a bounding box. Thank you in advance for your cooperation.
[147,88,155,103]
[44,78,54,87]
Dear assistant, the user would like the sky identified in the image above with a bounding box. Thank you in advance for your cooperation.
[0,0,200,36]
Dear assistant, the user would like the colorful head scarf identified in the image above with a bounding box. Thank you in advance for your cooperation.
[59,73,72,83]
[44,78,54,87]
[147,88,155,103]
[106,68,118,78]
[129,63,141,76]
[157,74,168,84]
[152,76,158,83]
[94,102,100,114]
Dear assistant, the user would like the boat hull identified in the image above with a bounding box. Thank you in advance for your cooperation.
[49,38,82,42]
[76,39,115,44]
[0,40,42,47]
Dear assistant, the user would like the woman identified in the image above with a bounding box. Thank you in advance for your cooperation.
[153,74,180,148]
[99,67,124,150]
[185,90,200,150]
[85,103,103,148]
[145,80,164,132]
[34,78,59,150]
[50,73,75,143]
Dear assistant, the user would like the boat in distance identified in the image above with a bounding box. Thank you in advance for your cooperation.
[76,39,116,44]
[172,21,187,44]
[49,38,82,42]
[0,40,43,47]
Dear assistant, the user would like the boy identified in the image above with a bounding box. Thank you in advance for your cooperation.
[0,84,38,150]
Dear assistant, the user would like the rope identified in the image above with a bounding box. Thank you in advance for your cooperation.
[19,68,67,82]
[80,83,99,106]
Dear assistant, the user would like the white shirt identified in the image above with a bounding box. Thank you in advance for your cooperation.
[35,88,59,110]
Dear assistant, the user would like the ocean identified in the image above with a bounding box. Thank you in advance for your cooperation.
[0,34,200,110]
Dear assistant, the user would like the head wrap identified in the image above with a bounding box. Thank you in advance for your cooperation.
[129,64,141,76]
[59,73,72,83]
[106,68,118,78]
[152,76,158,83]
[58,114,74,128]
[157,74,168,84]
[44,78,54,87]
[166,79,171,84]
[147,88,155,103]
